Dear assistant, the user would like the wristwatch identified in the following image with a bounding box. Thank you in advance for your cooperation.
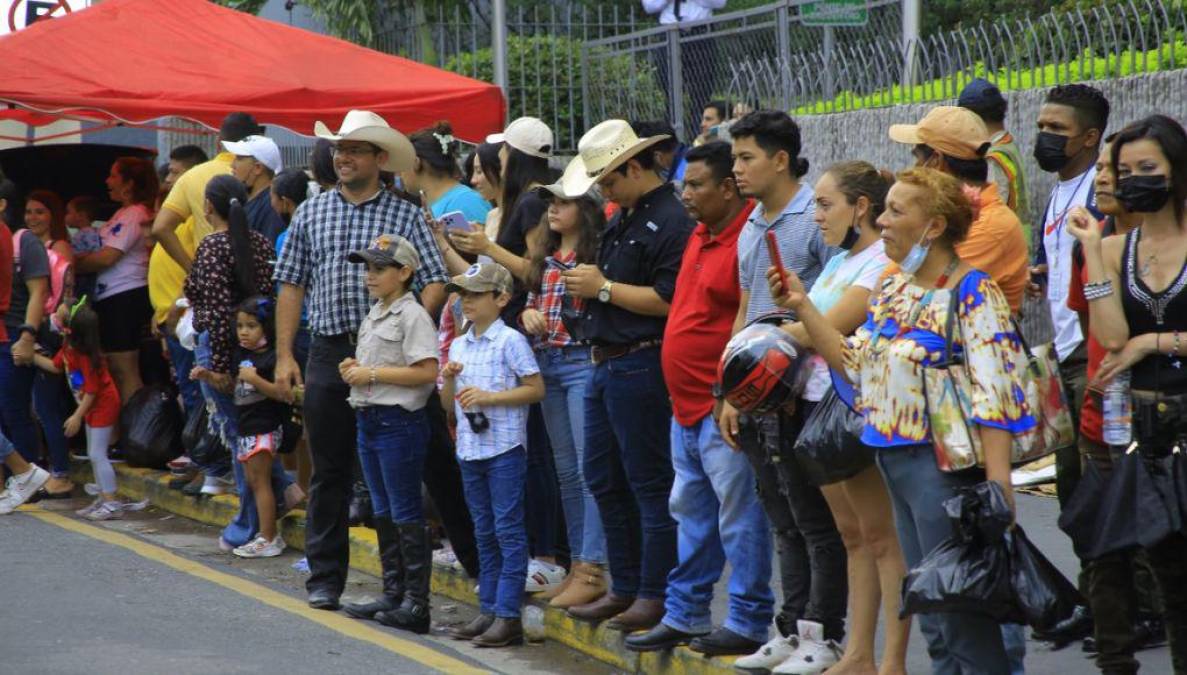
[597,280,614,303]
[18,323,36,339]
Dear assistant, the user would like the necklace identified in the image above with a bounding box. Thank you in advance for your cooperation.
[1141,251,1158,280]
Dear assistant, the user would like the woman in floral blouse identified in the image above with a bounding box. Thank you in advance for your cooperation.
[767,167,1034,674]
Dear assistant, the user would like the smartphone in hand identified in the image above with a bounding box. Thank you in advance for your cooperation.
[766,230,789,293]
[439,210,470,233]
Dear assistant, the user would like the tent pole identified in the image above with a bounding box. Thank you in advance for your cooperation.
[492,0,508,98]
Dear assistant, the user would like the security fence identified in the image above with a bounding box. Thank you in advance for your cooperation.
[586,0,1187,141]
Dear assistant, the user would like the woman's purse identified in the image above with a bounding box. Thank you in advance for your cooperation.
[794,387,874,486]
[923,285,1076,472]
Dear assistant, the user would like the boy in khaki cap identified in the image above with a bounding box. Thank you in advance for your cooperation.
[441,262,545,647]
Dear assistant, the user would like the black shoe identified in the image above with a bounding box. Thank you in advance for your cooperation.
[344,595,399,620]
[1135,617,1168,651]
[1033,605,1093,647]
[624,624,704,652]
[308,589,341,611]
[688,627,764,656]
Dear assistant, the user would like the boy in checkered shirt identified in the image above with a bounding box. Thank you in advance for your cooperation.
[440,262,545,647]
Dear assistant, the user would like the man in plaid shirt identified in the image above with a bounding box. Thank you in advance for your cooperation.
[273,111,449,610]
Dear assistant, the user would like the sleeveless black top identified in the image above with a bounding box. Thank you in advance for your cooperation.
[1120,228,1187,393]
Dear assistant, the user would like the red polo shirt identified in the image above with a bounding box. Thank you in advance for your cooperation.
[662,200,754,426]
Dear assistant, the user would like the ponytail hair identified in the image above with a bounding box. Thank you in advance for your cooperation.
[824,161,894,225]
[205,174,257,300]
[409,121,461,179]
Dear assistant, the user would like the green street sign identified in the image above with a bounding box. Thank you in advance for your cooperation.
[801,0,869,27]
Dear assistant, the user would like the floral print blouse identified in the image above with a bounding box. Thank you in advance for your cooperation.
[184,230,274,374]
[841,270,1036,447]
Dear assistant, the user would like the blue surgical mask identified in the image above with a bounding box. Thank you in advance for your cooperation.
[898,227,933,276]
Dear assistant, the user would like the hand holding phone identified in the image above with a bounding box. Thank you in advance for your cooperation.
[439,211,471,233]
[766,231,789,295]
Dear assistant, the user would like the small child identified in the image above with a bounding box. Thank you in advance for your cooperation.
[228,295,290,558]
[441,263,545,648]
[339,235,440,634]
[32,299,124,520]
[65,196,101,300]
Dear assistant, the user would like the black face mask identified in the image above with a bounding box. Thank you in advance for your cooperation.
[838,209,860,250]
[1115,175,1172,213]
[1034,132,1072,172]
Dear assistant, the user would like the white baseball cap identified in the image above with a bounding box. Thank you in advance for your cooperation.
[221,135,283,174]
[486,116,553,158]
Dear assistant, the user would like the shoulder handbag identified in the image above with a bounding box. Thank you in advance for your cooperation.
[923,282,1075,472]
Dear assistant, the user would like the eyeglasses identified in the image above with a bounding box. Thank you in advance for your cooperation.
[332,145,377,158]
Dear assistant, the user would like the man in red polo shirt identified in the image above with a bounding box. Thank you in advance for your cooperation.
[625,141,774,656]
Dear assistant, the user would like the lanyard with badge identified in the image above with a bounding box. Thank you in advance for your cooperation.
[1046,170,1092,298]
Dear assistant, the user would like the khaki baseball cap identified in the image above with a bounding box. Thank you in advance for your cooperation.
[348,234,421,270]
[445,262,514,295]
[888,106,990,161]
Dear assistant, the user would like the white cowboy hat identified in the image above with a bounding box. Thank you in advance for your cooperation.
[535,156,599,200]
[564,119,670,195]
[313,110,416,173]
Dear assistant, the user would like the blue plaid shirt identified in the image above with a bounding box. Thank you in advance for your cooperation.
[447,319,541,462]
[274,188,448,336]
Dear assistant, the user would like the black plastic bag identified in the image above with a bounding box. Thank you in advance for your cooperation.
[118,383,184,469]
[278,416,302,455]
[901,481,1018,622]
[1009,527,1081,631]
[1058,448,1179,559]
[181,402,208,453]
[794,387,874,485]
[187,426,230,468]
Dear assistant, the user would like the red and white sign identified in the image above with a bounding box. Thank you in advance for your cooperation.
[2,0,89,35]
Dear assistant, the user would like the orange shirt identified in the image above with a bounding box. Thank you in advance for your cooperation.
[955,183,1028,313]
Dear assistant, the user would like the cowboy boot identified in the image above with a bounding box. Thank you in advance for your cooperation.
[376,522,431,634]
[549,562,608,609]
[344,518,404,619]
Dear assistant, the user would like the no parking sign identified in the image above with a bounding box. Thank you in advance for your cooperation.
[2,0,90,35]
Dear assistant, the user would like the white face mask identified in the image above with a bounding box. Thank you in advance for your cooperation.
[898,226,933,276]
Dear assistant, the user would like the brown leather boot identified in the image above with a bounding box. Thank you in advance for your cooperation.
[605,598,665,632]
[535,567,574,601]
[550,562,607,609]
[472,617,524,648]
[567,591,634,622]
[448,613,494,641]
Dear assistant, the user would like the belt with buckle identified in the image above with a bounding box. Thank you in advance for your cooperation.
[591,339,662,365]
[315,332,358,346]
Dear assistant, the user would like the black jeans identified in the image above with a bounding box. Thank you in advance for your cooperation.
[303,335,359,595]
[741,405,848,641]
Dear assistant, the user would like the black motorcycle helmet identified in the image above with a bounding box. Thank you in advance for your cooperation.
[715,312,807,415]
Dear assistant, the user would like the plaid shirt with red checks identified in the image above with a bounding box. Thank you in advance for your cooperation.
[525,250,585,349]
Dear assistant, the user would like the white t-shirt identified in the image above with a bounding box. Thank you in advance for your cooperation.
[1041,167,1096,361]
[95,204,151,301]
[803,241,890,401]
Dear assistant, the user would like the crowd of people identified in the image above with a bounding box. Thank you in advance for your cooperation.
[0,77,1185,674]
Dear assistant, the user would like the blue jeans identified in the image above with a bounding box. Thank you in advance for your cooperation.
[459,446,528,619]
[876,444,1011,675]
[583,346,677,599]
[356,405,429,524]
[537,346,605,565]
[0,342,39,463]
[0,427,14,463]
[664,415,774,642]
[195,331,290,546]
[165,334,203,419]
[33,372,72,476]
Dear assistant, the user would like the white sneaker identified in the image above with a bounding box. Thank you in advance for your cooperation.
[433,546,464,571]
[86,501,125,521]
[735,633,800,672]
[200,475,233,496]
[84,482,101,496]
[0,465,51,515]
[76,496,104,517]
[525,559,565,592]
[772,621,842,675]
[233,535,286,558]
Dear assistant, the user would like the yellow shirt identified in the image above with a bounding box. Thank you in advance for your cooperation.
[161,151,234,243]
[148,218,197,325]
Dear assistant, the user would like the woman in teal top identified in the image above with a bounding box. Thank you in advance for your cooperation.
[404,121,491,225]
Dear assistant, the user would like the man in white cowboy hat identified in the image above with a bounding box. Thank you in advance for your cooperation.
[273,109,449,611]
[561,119,694,633]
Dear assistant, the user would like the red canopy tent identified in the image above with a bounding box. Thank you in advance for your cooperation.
[0,0,505,141]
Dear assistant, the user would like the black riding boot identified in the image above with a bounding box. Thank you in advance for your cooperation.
[344,518,404,619]
[376,522,431,634]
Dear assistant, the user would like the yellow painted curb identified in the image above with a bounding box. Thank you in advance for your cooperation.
[77,463,741,675]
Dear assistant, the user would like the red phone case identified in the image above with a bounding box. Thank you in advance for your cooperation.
[766,231,789,291]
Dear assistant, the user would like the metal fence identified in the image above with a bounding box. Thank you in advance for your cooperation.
[372,1,654,153]
[586,0,1187,141]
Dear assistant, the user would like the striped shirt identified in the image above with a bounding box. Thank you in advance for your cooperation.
[274,188,448,336]
[447,319,541,462]
[737,184,833,322]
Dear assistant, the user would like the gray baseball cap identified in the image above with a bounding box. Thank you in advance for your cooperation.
[347,234,421,270]
[445,262,514,294]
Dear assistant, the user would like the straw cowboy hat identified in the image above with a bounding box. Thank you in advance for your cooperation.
[313,110,416,172]
[563,119,670,195]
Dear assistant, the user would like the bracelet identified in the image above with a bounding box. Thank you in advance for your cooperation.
[1083,280,1114,301]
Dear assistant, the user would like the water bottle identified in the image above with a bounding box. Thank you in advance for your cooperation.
[1102,371,1133,447]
